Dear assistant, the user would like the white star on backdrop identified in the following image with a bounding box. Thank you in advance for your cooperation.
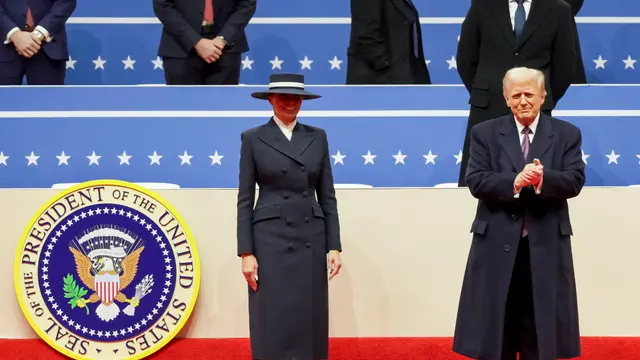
[299,56,313,70]
[328,56,342,70]
[581,150,590,164]
[66,56,77,70]
[179,151,193,165]
[118,151,132,165]
[446,56,457,70]
[270,56,283,70]
[605,150,620,164]
[454,150,463,165]
[151,56,163,70]
[56,151,70,166]
[0,152,9,166]
[636,154,640,164]
[623,55,637,70]
[423,150,438,165]
[241,56,254,70]
[332,151,346,165]
[209,151,224,165]
[148,151,162,165]
[93,56,106,70]
[26,151,39,166]
[593,55,607,70]
[362,150,376,165]
[87,151,101,166]
[392,150,407,165]
[122,56,136,70]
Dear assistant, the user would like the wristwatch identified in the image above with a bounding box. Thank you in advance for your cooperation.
[32,30,45,42]
[217,36,228,45]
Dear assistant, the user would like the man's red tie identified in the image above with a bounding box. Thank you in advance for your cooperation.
[26,7,34,27]
[203,0,214,24]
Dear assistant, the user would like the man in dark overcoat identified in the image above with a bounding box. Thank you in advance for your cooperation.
[452,67,585,360]
[456,0,577,187]
[236,73,343,360]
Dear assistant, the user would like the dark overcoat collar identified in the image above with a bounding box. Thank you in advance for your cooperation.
[256,117,316,165]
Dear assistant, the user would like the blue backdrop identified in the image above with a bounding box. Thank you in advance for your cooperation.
[0,85,637,189]
[54,0,640,85]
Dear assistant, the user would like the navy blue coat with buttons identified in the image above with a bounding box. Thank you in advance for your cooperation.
[236,118,342,360]
[452,113,585,360]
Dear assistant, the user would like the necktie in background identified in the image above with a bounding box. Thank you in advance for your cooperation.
[404,0,419,58]
[521,126,531,236]
[26,4,34,28]
[514,0,526,41]
[203,0,214,24]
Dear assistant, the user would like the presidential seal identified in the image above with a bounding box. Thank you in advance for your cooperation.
[14,180,200,360]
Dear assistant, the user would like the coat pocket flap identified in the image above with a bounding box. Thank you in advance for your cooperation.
[312,205,325,218]
[559,221,573,236]
[470,218,488,235]
[252,206,281,223]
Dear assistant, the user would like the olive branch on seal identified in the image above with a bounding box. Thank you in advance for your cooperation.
[63,274,90,315]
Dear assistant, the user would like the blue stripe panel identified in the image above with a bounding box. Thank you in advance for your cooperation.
[71,0,640,18]
[55,23,640,86]
[0,86,639,188]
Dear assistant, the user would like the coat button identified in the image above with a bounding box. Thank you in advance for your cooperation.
[284,194,289,199]
[511,214,518,220]
[300,166,306,171]
[306,242,311,248]
[282,168,287,173]
[305,216,310,222]
[287,244,293,251]
[302,191,308,197]
[504,245,511,252]
[286,218,292,225]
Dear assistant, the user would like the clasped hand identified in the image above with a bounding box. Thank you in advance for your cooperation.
[515,158,543,189]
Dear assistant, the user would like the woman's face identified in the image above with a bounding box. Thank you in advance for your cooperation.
[269,94,303,123]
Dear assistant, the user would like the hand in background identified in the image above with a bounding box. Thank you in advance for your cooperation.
[241,254,259,291]
[328,250,342,281]
[195,39,222,63]
[10,31,40,58]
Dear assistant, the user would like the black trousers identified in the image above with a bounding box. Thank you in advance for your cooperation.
[162,49,241,85]
[0,51,66,85]
[501,236,539,360]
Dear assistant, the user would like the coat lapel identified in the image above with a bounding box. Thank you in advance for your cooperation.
[493,0,516,49]
[256,118,315,165]
[499,116,524,172]
[516,0,552,50]
[526,114,554,163]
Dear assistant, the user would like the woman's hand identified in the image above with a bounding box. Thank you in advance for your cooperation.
[241,254,259,291]
[328,250,342,281]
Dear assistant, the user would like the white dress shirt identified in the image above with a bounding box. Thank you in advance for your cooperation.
[509,0,532,30]
[273,115,296,141]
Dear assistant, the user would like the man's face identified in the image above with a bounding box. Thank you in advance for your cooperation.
[504,80,545,125]
[268,94,302,123]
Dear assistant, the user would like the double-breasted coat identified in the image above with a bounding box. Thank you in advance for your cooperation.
[236,118,342,360]
[452,114,585,360]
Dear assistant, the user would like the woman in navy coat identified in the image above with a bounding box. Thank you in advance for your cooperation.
[236,73,343,360]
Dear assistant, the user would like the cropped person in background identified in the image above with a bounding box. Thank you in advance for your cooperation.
[564,0,587,84]
[0,0,76,85]
[455,0,576,187]
[453,67,584,360]
[346,0,431,84]
[236,73,343,360]
[153,0,256,85]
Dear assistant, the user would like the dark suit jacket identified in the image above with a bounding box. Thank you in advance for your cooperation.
[346,0,431,84]
[457,0,576,114]
[0,0,75,62]
[153,0,256,58]
[236,118,341,359]
[453,113,584,359]
[564,0,587,83]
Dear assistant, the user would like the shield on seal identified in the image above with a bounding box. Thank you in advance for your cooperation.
[95,273,120,304]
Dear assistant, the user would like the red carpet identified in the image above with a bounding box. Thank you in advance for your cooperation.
[0,337,637,359]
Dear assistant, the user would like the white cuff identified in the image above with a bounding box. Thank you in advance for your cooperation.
[4,27,20,45]
[35,25,53,42]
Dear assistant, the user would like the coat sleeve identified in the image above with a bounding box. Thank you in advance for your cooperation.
[316,130,342,252]
[349,0,390,71]
[236,132,256,256]
[0,5,18,41]
[465,125,519,202]
[550,3,576,103]
[218,0,256,48]
[37,0,77,37]
[152,0,202,52]
[456,0,481,93]
[538,127,585,200]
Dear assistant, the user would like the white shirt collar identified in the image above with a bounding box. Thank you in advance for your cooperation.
[273,115,296,140]
[515,111,540,136]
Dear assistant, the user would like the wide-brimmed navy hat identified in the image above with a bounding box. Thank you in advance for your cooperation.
[251,73,321,100]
